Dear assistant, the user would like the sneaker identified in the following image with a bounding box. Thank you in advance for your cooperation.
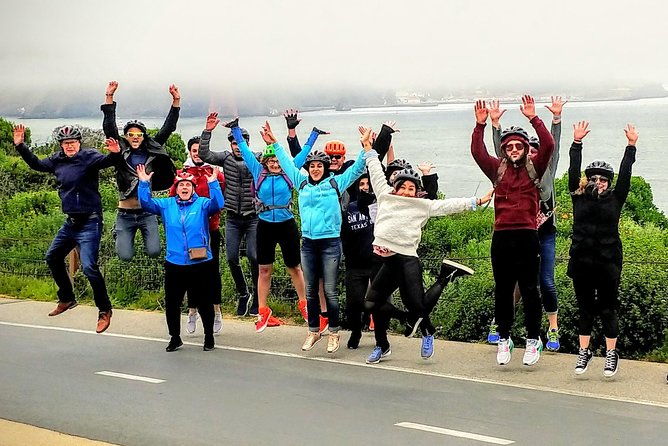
[266,315,283,327]
[421,335,434,360]
[301,332,321,351]
[213,312,223,334]
[604,349,619,378]
[166,336,183,352]
[255,307,272,333]
[403,314,423,338]
[319,315,329,335]
[298,300,308,321]
[203,334,215,351]
[236,294,251,317]
[546,328,560,351]
[497,337,514,365]
[327,333,340,353]
[186,312,198,334]
[487,324,500,344]
[366,345,391,364]
[439,259,474,282]
[96,310,112,334]
[523,338,543,366]
[48,300,78,317]
[347,331,362,349]
[369,315,375,331]
[574,348,593,375]
[249,298,259,317]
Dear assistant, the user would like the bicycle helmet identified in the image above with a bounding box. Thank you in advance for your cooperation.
[55,125,82,142]
[324,140,346,156]
[392,168,422,189]
[585,160,614,182]
[123,120,147,135]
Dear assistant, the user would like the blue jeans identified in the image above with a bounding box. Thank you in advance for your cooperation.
[225,213,259,299]
[301,237,341,332]
[114,210,161,261]
[539,229,558,314]
[45,215,111,311]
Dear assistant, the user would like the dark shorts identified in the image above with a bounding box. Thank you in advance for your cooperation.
[256,218,301,268]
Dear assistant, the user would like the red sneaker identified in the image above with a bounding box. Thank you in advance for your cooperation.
[255,307,272,333]
[267,315,283,327]
[319,315,329,335]
[298,300,308,321]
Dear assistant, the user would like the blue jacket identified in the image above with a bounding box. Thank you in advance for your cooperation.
[232,126,320,223]
[15,143,118,214]
[138,179,224,265]
[275,143,366,240]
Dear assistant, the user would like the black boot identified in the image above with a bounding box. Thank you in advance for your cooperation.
[166,336,183,352]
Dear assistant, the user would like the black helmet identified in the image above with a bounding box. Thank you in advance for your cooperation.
[55,125,83,142]
[386,158,413,180]
[123,120,147,135]
[392,168,422,189]
[228,128,250,143]
[500,126,530,145]
[187,136,200,151]
[528,136,540,149]
[585,160,614,182]
[304,150,331,167]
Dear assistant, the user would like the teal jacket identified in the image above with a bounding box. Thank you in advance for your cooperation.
[275,143,366,240]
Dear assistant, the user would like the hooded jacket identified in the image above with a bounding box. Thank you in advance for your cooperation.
[101,102,178,198]
[15,143,118,215]
[138,179,224,265]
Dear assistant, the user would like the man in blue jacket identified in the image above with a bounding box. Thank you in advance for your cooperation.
[13,124,120,333]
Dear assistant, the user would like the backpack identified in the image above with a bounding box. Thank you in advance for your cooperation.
[251,168,294,214]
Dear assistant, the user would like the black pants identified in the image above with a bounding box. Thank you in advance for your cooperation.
[345,266,373,334]
[165,261,215,337]
[365,254,448,349]
[491,230,542,340]
[572,268,620,339]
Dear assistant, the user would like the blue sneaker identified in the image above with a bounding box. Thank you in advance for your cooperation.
[421,335,434,360]
[366,346,391,364]
[487,324,500,344]
[546,328,560,351]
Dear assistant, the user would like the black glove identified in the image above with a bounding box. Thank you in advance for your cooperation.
[285,112,301,130]
[223,117,239,129]
[312,127,329,135]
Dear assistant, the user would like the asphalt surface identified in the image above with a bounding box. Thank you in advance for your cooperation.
[1,298,667,445]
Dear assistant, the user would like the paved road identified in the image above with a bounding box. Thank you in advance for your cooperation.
[1,323,666,446]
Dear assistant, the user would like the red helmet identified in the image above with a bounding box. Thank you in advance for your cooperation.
[174,171,195,186]
[324,140,346,156]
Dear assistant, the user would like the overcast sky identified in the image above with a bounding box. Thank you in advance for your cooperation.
[3,0,668,100]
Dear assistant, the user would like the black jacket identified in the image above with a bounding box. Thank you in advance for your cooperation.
[15,144,118,214]
[101,102,178,197]
[567,142,636,279]
[198,129,258,217]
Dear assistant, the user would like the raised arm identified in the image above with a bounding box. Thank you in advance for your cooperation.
[361,127,392,195]
[101,81,121,140]
[373,121,398,162]
[418,162,439,199]
[136,165,165,215]
[470,100,500,182]
[89,138,122,170]
[153,85,181,145]
[545,95,566,179]
[204,168,225,215]
[13,125,53,173]
[231,123,262,180]
[568,121,591,192]
[198,112,228,166]
[614,124,638,203]
[521,95,554,176]
[293,127,327,168]
[489,100,506,157]
[284,109,302,157]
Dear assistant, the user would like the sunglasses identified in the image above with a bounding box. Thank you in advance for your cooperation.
[126,132,144,138]
[589,175,609,183]
[330,155,343,160]
[504,142,525,151]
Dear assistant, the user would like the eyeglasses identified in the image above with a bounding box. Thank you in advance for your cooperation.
[265,159,280,165]
[589,175,609,183]
[330,155,343,160]
[126,132,144,138]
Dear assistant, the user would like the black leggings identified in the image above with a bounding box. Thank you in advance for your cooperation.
[573,271,620,339]
[490,230,542,340]
[165,260,215,337]
[345,266,373,334]
[365,254,448,349]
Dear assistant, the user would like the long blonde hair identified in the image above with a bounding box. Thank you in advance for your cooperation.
[572,176,588,195]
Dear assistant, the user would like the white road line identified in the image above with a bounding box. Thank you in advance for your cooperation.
[95,371,165,384]
[2,321,668,409]
[395,422,515,445]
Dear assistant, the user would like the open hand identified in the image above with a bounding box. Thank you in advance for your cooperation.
[105,138,120,153]
[382,120,400,133]
[360,127,373,150]
[545,95,567,116]
[417,161,434,175]
[573,121,591,141]
[624,123,639,146]
[260,121,277,144]
[474,100,489,124]
[284,109,301,129]
[520,95,536,120]
[205,112,220,132]
[489,100,506,125]
[207,166,221,183]
[136,164,154,182]
[13,124,25,145]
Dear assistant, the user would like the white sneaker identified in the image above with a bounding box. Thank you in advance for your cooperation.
[301,332,321,351]
[213,312,223,334]
[327,333,340,354]
[186,312,198,334]
[497,337,514,365]
[523,338,543,366]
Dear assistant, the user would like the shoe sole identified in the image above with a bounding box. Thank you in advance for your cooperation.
[523,349,543,366]
[302,335,321,351]
[166,342,183,352]
[366,356,381,364]
[256,310,272,334]
[442,259,475,275]
[604,369,619,378]
[422,351,434,360]
[327,343,340,354]
[48,301,78,317]
[405,317,423,338]
[574,364,591,375]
